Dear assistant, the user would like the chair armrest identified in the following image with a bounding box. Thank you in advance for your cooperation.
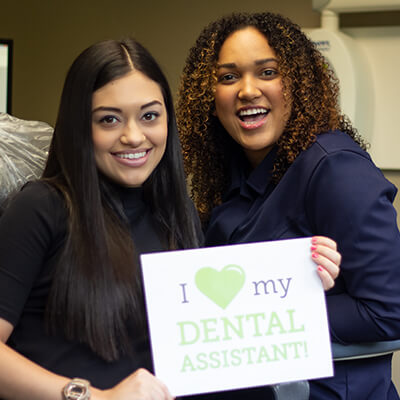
[271,381,310,400]
[332,339,400,361]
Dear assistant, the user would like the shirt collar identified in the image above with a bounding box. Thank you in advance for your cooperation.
[227,146,277,199]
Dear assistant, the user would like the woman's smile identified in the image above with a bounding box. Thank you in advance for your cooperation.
[112,149,151,167]
[237,106,270,130]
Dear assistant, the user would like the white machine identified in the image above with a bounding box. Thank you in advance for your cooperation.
[307,0,400,169]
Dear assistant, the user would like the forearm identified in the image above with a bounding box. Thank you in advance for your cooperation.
[0,341,106,400]
[326,292,400,344]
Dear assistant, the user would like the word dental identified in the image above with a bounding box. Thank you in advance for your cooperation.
[178,309,307,372]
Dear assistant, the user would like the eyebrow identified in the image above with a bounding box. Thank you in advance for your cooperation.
[92,100,163,113]
[217,58,278,69]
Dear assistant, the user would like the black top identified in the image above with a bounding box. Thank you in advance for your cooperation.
[0,181,165,389]
[205,131,400,399]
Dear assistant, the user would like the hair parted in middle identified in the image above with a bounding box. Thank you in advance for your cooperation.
[177,12,367,225]
[42,38,201,362]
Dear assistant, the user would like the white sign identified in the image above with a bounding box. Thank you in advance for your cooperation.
[141,238,333,397]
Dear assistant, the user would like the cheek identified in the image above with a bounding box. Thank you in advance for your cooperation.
[92,139,109,157]
[152,122,168,151]
[91,126,110,152]
[214,88,231,115]
[91,132,103,154]
[157,135,167,156]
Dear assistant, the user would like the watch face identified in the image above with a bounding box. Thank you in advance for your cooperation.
[63,379,90,400]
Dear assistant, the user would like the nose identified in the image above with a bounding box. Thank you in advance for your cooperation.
[238,75,262,101]
[120,121,146,147]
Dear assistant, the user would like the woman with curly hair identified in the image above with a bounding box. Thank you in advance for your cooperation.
[177,12,400,400]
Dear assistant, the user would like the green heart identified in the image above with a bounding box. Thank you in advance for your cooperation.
[195,264,245,309]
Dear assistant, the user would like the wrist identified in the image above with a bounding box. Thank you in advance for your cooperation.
[89,387,107,400]
[62,378,91,400]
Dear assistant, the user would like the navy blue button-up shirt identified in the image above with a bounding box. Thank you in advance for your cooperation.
[206,130,400,399]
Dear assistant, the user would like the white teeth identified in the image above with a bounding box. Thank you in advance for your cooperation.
[116,151,146,159]
[238,108,268,116]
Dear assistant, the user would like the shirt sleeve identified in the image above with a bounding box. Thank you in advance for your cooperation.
[0,181,65,325]
[306,150,400,343]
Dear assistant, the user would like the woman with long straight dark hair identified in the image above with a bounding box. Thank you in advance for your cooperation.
[0,38,201,399]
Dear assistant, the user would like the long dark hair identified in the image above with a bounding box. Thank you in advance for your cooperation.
[43,38,201,361]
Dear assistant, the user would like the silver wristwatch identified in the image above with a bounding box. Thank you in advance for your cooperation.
[63,378,91,400]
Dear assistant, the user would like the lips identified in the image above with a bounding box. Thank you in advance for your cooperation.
[237,107,269,129]
[114,151,147,160]
[111,149,151,167]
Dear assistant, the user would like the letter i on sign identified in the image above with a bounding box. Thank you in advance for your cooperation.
[180,283,189,303]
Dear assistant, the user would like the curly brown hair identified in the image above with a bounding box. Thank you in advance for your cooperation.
[177,12,367,225]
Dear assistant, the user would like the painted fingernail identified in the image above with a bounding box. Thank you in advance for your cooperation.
[311,237,318,244]
[311,245,317,251]
[318,266,324,272]
[312,252,319,259]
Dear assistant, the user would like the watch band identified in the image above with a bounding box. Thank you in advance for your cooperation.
[63,378,91,400]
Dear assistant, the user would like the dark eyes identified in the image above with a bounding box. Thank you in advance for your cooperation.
[261,69,278,78]
[99,115,119,125]
[218,73,237,83]
[217,68,278,84]
[97,112,159,125]
[142,112,159,121]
